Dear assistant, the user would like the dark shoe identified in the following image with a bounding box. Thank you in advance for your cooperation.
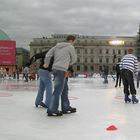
[35,102,47,108]
[115,85,117,88]
[104,80,108,84]
[124,95,131,103]
[47,111,63,116]
[62,107,76,114]
[132,95,139,104]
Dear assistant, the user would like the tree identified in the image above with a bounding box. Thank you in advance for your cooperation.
[136,24,140,61]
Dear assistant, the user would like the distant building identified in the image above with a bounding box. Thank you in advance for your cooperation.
[16,47,30,71]
[29,34,137,74]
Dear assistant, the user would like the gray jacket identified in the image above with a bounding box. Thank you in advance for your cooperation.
[44,42,77,71]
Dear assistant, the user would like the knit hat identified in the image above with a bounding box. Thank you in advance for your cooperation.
[128,48,133,53]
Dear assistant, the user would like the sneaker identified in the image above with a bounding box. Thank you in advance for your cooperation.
[35,102,48,108]
[47,111,63,116]
[62,107,76,114]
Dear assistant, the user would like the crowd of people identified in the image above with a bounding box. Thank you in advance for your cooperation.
[33,37,139,117]
[1,35,140,117]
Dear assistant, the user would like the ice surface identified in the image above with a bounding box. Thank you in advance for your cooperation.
[0,77,140,140]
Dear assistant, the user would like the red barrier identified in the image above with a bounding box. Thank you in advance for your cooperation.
[0,41,16,66]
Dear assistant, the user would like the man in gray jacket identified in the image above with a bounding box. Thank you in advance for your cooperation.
[44,35,77,116]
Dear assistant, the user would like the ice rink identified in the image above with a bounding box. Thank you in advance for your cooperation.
[0,76,140,140]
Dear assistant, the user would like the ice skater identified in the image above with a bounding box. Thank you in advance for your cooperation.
[115,62,122,87]
[23,65,30,82]
[44,35,77,116]
[29,51,54,108]
[103,65,109,84]
[120,48,139,104]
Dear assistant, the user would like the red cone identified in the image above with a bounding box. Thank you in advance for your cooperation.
[106,125,118,131]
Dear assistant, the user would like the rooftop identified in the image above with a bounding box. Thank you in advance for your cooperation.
[0,29,11,40]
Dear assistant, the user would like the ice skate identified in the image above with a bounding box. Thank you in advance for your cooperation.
[132,95,139,104]
[124,95,131,103]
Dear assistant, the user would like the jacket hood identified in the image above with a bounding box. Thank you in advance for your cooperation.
[55,42,71,49]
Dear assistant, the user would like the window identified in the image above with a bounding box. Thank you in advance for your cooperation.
[106,58,109,63]
[77,66,80,71]
[106,49,109,54]
[77,58,80,63]
[124,50,127,55]
[90,66,94,71]
[99,58,102,63]
[84,65,88,71]
[91,49,94,54]
[113,50,115,54]
[91,58,93,63]
[85,40,87,44]
[77,49,80,54]
[113,58,115,63]
[118,50,121,54]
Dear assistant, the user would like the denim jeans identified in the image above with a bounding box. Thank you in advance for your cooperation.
[48,69,70,113]
[35,69,52,107]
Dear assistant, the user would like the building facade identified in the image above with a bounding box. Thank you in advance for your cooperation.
[29,34,137,74]
[16,47,30,71]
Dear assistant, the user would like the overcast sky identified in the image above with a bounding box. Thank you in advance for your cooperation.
[0,0,140,50]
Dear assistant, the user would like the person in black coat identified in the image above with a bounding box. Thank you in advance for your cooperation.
[29,51,54,108]
[115,62,121,87]
[103,65,109,83]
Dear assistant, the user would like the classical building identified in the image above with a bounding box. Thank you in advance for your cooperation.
[29,34,137,74]
[16,47,30,71]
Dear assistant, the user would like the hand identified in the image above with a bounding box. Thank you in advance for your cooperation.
[64,72,69,78]
[43,64,49,68]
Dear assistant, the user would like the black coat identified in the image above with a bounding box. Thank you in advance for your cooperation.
[115,63,121,74]
[29,51,54,72]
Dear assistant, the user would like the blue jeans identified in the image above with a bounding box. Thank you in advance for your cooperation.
[61,78,70,110]
[35,69,52,107]
[48,69,70,113]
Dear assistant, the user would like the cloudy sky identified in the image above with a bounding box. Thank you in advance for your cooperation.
[0,0,140,50]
